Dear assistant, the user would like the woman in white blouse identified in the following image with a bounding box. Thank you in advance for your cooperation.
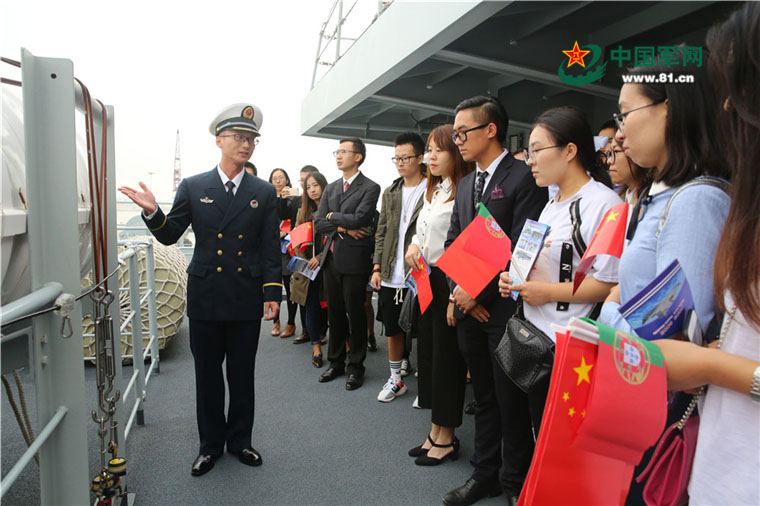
[404,124,475,465]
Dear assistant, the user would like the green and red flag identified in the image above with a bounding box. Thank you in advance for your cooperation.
[437,204,511,299]
[463,203,513,270]
[519,328,634,506]
[290,222,314,252]
[572,202,628,294]
[411,254,434,314]
[573,319,667,464]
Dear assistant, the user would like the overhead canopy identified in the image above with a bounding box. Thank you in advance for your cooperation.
[301,0,740,147]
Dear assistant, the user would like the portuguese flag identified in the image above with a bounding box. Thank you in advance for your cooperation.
[573,319,667,464]
[437,203,511,299]
[572,202,628,294]
[519,328,634,506]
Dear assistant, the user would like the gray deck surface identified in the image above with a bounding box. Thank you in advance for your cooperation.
[2,300,508,505]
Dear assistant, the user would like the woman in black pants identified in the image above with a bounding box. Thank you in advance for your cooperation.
[405,125,474,465]
[270,168,301,338]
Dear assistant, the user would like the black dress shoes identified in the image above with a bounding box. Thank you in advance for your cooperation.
[345,373,364,390]
[442,477,502,505]
[229,447,262,467]
[367,334,378,352]
[190,454,217,476]
[318,366,344,383]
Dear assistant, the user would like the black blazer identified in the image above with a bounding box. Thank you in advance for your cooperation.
[314,172,381,275]
[445,152,547,324]
[143,168,282,321]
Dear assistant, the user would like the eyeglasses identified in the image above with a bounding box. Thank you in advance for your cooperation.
[451,123,490,143]
[613,101,664,132]
[219,133,259,145]
[333,149,359,157]
[523,145,564,164]
[604,149,624,164]
[391,154,421,164]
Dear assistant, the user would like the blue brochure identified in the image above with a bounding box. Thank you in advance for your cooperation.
[618,259,695,340]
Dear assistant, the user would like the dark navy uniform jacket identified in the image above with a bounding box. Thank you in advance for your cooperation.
[143,168,282,321]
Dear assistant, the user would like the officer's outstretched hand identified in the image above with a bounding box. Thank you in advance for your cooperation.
[118,182,157,215]
[263,301,280,321]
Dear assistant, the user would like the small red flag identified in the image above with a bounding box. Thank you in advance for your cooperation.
[280,219,292,234]
[437,206,510,299]
[519,328,633,506]
[290,222,314,251]
[573,319,667,464]
[573,202,629,294]
[411,255,434,314]
[462,203,512,270]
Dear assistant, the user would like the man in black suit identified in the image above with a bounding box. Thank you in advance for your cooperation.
[442,96,547,506]
[314,138,381,390]
[118,103,282,477]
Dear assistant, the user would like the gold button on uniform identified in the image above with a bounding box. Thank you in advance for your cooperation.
[216,267,222,272]
[217,250,223,256]
[238,234,244,239]
[237,267,243,273]
[217,233,223,239]
[237,251,243,256]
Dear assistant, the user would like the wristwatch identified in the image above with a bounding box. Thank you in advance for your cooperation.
[751,365,760,402]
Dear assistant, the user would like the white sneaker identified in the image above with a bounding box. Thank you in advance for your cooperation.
[400,358,412,377]
[377,379,408,403]
[413,396,421,409]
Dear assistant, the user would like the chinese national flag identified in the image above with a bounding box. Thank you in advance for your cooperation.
[437,205,511,299]
[519,329,633,506]
[290,222,314,251]
[573,319,667,464]
[573,202,628,294]
[280,219,292,234]
[462,203,512,270]
[411,255,434,314]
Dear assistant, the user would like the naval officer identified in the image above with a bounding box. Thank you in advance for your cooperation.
[118,103,282,476]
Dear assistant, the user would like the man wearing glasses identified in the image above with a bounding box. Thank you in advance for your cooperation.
[118,103,282,477]
[315,138,381,390]
[443,96,547,506]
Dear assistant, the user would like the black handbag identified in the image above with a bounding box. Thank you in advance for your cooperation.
[494,301,555,394]
[397,292,417,334]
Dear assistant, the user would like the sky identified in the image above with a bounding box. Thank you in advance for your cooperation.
[2,0,398,204]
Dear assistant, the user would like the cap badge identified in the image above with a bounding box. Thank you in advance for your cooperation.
[242,106,254,120]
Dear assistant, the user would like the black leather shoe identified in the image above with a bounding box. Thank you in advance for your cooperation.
[318,366,344,383]
[293,333,309,344]
[190,454,217,476]
[367,334,378,352]
[345,373,364,390]
[415,437,459,466]
[229,447,262,467]
[442,477,502,505]
[464,400,477,415]
[408,434,434,457]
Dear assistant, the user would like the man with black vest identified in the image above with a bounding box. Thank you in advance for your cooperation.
[442,96,547,506]
[118,103,282,477]
[314,137,381,391]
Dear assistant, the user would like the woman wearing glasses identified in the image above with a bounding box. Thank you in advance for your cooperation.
[604,142,650,204]
[269,168,301,338]
[405,124,474,465]
[597,48,731,505]
[498,105,621,435]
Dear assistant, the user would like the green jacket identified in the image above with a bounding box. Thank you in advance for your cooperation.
[373,177,425,282]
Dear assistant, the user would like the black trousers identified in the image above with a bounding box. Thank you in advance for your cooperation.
[323,259,370,375]
[457,314,534,496]
[417,267,467,427]
[188,318,261,456]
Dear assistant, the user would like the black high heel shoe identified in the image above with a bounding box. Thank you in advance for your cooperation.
[408,434,434,457]
[414,437,459,466]
[311,353,323,368]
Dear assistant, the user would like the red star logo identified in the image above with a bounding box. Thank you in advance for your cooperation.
[562,41,591,68]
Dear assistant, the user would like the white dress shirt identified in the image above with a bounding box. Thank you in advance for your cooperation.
[410,178,454,265]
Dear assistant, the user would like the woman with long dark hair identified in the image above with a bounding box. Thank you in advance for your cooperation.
[653,6,760,504]
[269,168,300,338]
[604,140,651,204]
[290,171,329,367]
[405,124,474,465]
